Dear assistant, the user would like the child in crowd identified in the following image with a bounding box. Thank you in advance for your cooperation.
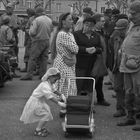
[20,67,66,137]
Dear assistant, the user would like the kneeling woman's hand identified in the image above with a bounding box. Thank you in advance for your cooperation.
[58,101,66,108]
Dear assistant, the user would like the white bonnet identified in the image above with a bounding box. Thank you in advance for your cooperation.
[41,67,60,82]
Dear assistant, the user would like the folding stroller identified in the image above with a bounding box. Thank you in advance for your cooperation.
[62,77,95,138]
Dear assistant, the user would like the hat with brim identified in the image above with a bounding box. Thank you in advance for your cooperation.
[35,7,45,14]
[114,19,129,30]
[83,7,93,15]
[104,9,112,14]
[83,17,96,24]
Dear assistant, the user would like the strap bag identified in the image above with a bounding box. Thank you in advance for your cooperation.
[63,55,76,67]
[125,54,140,69]
[91,54,108,78]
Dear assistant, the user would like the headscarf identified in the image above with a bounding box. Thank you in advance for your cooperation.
[41,67,60,82]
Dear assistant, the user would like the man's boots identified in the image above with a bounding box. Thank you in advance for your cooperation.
[117,111,136,126]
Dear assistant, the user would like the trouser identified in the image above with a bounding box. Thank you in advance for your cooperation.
[108,69,114,87]
[76,68,104,102]
[114,71,125,111]
[24,38,32,63]
[27,40,49,78]
[124,70,140,115]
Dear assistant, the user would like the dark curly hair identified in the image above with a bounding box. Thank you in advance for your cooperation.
[57,12,71,31]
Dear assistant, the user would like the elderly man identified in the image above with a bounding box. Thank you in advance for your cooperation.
[21,7,53,80]
[117,1,140,128]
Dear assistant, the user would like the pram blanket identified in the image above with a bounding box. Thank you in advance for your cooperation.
[67,96,91,114]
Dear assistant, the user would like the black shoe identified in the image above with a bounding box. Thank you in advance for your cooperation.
[135,113,140,119]
[104,81,112,85]
[113,110,126,118]
[20,68,27,72]
[132,126,140,131]
[97,100,110,106]
[112,94,116,98]
[0,82,4,88]
[12,73,21,78]
[108,86,114,90]
[33,71,39,76]
[117,118,136,126]
[20,74,32,80]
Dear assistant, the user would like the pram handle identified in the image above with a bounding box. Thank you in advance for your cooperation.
[68,77,95,94]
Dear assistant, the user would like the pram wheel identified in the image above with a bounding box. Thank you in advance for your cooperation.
[59,112,66,118]
[88,131,94,138]
[64,131,69,137]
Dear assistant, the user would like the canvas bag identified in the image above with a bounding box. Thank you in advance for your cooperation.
[125,54,140,69]
[91,54,108,78]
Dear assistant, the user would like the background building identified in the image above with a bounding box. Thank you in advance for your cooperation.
[0,0,134,20]
[0,0,107,19]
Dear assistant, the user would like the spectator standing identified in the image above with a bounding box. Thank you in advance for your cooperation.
[21,7,53,80]
[0,16,21,78]
[52,13,79,117]
[105,9,121,91]
[103,8,114,86]
[0,16,15,49]
[111,19,129,117]
[0,3,20,57]
[117,1,140,127]
[53,12,79,96]
[0,3,20,78]
[20,8,35,72]
[93,14,110,106]
[74,17,110,106]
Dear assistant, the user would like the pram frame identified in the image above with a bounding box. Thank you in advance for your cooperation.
[62,77,96,138]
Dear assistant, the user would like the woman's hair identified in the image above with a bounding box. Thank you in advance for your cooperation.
[57,12,71,31]
[50,12,71,61]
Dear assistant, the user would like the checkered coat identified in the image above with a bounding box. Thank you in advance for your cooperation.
[53,31,79,97]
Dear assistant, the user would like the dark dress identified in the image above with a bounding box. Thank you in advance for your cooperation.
[73,30,105,102]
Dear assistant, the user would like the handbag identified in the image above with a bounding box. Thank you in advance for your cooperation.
[125,54,140,69]
[63,55,76,67]
[91,55,108,78]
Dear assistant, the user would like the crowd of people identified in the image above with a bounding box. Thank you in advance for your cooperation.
[1,0,140,137]
[0,3,21,78]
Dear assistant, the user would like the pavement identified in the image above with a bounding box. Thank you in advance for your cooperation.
[0,47,140,140]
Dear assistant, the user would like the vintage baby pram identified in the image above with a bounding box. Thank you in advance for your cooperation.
[62,77,95,138]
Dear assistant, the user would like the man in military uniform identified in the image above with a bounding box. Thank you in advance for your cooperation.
[0,3,20,78]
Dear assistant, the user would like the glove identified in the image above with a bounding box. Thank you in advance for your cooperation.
[61,94,66,103]
[58,101,66,108]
